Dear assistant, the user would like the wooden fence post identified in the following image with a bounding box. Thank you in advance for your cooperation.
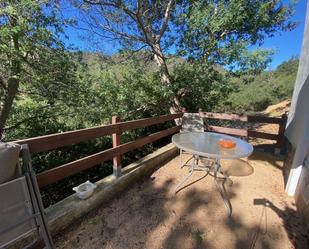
[112,116,121,177]
[275,113,288,154]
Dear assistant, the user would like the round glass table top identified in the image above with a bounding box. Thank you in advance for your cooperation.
[172,132,253,159]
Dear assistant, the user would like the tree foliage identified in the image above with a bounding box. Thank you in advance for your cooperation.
[0,0,76,139]
[178,0,295,72]
[220,58,299,113]
[73,0,296,113]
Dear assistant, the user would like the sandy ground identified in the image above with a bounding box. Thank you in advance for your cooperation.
[54,152,308,249]
[262,100,290,118]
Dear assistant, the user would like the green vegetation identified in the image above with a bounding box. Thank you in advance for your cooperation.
[74,0,294,113]
[219,57,298,113]
[0,0,298,206]
[0,0,77,137]
[1,0,296,139]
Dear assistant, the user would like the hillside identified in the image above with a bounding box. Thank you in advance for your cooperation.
[80,51,185,75]
[220,58,298,113]
[79,52,298,116]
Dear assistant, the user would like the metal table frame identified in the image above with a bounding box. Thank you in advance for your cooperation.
[172,132,253,217]
[0,144,54,248]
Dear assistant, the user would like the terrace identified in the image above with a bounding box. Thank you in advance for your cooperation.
[10,111,308,248]
[54,153,305,249]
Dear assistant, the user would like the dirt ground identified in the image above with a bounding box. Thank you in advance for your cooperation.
[54,152,308,249]
[262,100,290,117]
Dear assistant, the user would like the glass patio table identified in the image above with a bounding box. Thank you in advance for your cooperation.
[172,132,254,216]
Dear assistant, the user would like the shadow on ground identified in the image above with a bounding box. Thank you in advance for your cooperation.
[54,153,308,249]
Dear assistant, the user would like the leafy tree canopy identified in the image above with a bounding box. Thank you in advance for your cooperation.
[178,0,296,73]
[0,0,78,138]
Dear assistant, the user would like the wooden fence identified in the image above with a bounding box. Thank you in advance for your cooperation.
[15,113,183,188]
[199,110,287,149]
[14,111,287,188]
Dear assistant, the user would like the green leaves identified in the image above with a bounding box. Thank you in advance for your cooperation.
[220,58,298,113]
[89,54,172,120]
[0,0,78,139]
[171,59,232,112]
[178,0,295,71]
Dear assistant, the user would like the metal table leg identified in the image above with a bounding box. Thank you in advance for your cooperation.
[175,156,233,216]
[213,158,232,216]
[175,155,197,193]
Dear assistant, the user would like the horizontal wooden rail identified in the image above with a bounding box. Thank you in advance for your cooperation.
[199,111,284,124]
[37,126,181,187]
[15,113,183,154]
[199,112,247,121]
[117,113,183,133]
[207,126,248,137]
[247,130,279,141]
[16,125,119,154]
[247,115,284,124]
[207,126,280,141]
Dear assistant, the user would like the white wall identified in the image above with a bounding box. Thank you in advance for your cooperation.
[285,1,309,196]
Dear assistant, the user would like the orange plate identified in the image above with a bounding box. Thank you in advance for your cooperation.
[218,139,236,149]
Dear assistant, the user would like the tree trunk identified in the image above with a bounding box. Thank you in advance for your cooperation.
[0,77,19,139]
[153,43,171,86]
[0,27,20,140]
[152,43,183,119]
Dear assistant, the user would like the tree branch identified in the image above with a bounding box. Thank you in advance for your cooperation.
[135,1,154,45]
[158,0,175,41]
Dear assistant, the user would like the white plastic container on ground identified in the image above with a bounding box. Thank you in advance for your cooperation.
[72,181,96,200]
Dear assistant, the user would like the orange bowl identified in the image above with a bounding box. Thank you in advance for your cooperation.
[218,139,236,149]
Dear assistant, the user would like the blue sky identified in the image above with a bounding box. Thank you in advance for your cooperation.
[260,0,307,69]
[63,0,308,70]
